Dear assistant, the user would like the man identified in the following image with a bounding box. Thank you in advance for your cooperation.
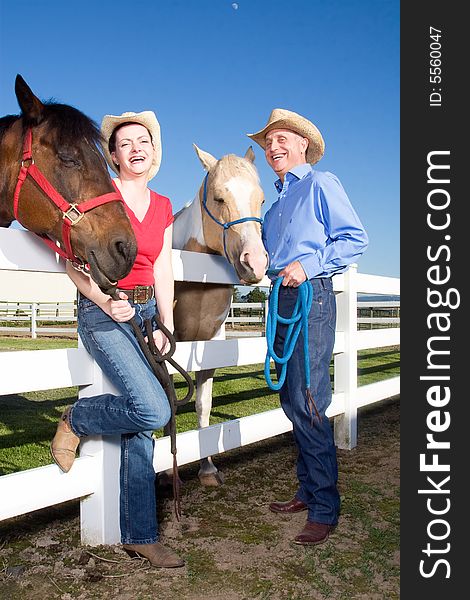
[247,108,368,545]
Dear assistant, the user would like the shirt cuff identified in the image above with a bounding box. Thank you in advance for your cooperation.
[298,253,322,280]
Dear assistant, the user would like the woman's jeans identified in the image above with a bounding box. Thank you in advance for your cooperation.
[273,277,340,525]
[69,294,171,544]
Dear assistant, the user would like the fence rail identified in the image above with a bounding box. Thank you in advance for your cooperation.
[1,299,400,334]
[0,228,400,545]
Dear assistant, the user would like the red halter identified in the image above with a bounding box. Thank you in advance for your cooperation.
[13,127,123,270]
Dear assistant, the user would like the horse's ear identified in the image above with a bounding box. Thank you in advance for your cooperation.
[193,143,217,171]
[244,146,255,163]
[15,75,44,124]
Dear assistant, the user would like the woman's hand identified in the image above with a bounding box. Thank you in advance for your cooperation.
[151,329,170,355]
[106,292,135,322]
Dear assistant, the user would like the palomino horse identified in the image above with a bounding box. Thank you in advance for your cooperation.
[0,76,137,293]
[172,144,267,485]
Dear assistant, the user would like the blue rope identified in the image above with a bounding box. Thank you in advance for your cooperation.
[264,276,313,391]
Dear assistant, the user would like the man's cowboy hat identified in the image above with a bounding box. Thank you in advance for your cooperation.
[247,108,325,165]
[100,111,162,181]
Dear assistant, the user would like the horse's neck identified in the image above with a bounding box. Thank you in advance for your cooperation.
[173,190,208,251]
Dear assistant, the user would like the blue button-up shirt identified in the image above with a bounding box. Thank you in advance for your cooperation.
[262,164,368,280]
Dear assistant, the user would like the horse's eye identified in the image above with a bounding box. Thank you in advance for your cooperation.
[58,153,81,168]
[213,197,224,203]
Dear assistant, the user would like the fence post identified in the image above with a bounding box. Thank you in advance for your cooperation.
[78,341,121,546]
[333,264,358,449]
[30,302,37,339]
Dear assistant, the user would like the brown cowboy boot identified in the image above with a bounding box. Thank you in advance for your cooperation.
[50,407,80,473]
[293,521,336,545]
[269,497,308,513]
[123,542,185,568]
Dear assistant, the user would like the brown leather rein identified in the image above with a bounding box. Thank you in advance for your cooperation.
[13,126,123,271]
[109,292,194,521]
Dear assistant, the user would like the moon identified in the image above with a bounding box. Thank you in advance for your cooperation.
[232,3,239,9]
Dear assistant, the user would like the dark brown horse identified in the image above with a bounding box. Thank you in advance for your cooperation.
[0,75,137,293]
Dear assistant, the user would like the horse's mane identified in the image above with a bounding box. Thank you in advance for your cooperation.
[0,115,19,141]
[0,102,102,148]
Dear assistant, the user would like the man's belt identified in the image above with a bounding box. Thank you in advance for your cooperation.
[117,285,155,304]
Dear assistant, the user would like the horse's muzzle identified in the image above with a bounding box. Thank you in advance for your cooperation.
[86,236,137,294]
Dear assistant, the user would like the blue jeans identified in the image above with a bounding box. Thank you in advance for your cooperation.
[69,294,171,544]
[273,277,340,525]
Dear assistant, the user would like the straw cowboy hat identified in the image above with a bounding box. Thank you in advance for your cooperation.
[100,111,162,181]
[247,108,325,165]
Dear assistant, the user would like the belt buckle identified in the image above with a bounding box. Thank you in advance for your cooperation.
[134,285,149,303]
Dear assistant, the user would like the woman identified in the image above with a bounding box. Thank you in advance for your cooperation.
[50,110,184,568]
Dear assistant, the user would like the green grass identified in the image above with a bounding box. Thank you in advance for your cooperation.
[0,336,399,475]
[0,336,77,351]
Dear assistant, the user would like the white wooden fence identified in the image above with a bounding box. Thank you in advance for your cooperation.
[0,228,400,545]
[0,301,76,337]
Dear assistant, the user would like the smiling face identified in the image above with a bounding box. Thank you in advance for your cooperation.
[264,128,309,180]
[111,123,155,180]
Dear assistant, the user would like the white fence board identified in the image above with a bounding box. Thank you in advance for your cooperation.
[0,335,351,396]
[154,393,346,472]
[0,348,93,394]
[356,377,400,408]
[355,272,400,295]
[356,328,400,350]
[358,301,400,308]
[358,318,400,324]
[0,456,98,520]
[0,228,64,272]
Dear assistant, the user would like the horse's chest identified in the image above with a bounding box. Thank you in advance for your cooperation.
[173,282,233,341]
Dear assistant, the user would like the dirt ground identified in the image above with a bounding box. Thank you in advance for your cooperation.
[0,398,399,600]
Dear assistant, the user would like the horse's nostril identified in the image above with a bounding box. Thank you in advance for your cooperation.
[115,240,126,257]
[113,239,136,264]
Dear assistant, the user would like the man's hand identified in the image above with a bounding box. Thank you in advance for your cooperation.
[279,261,307,287]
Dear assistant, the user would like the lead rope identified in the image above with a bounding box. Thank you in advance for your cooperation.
[264,277,321,424]
[111,291,194,521]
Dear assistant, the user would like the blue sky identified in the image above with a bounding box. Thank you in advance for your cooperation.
[0,0,399,278]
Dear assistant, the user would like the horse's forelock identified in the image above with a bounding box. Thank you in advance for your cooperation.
[215,154,259,183]
[42,102,102,148]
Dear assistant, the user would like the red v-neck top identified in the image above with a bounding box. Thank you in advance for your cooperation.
[117,188,174,288]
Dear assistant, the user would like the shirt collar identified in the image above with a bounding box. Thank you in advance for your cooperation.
[274,163,312,192]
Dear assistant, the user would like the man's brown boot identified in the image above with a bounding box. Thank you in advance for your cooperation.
[293,521,336,545]
[123,542,185,568]
[269,497,308,514]
[50,407,80,473]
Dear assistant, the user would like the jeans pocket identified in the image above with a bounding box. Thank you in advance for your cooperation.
[78,296,96,313]
[309,286,326,320]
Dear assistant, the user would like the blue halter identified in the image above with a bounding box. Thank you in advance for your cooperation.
[201,173,263,259]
